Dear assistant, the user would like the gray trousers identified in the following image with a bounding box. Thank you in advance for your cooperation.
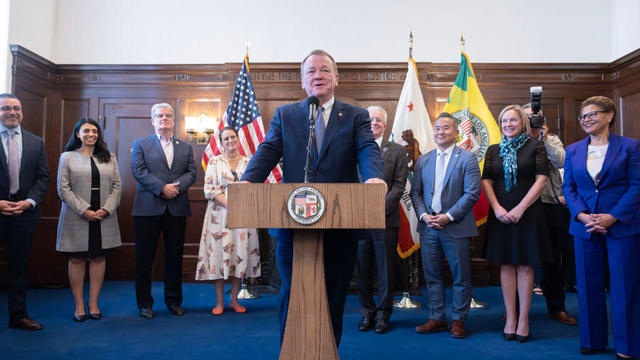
[420,228,472,322]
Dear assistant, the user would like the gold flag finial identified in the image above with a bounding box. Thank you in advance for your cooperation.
[245,41,250,57]
[409,30,414,58]
[460,34,465,52]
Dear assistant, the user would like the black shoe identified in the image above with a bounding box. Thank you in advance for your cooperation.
[580,347,606,355]
[168,304,184,316]
[375,319,390,334]
[88,313,102,320]
[139,307,153,319]
[503,332,516,341]
[358,317,374,331]
[566,285,578,293]
[515,333,531,343]
[615,354,634,360]
[73,313,88,322]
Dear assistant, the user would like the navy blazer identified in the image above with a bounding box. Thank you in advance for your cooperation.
[562,133,640,239]
[130,135,197,216]
[410,146,481,238]
[0,128,50,206]
[242,99,384,184]
[380,139,408,227]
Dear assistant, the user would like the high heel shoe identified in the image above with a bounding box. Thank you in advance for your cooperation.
[515,333,531,343]
[229,303,247,313]
[211,306,224,316]
[88,302,102,320]
[73,313,88,322]
[503,332,516,341]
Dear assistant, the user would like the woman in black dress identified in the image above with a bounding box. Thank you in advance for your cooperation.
[57,118,122,322]
[482,105,550,342]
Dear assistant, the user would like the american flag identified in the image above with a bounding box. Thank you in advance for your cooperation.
[202,55,282,183]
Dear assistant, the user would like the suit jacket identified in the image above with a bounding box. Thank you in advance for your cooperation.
[56,151,122,251]
[380,139,408,227]
[242,99,384,242]
[242,99,384,184]
[410,146,481,238]
[0,128,50,210]
[131,135,197,216]
[562,133,640,239]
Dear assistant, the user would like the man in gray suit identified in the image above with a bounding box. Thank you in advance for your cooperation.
[410,112,481,338]
[0,93,50,330]
[131,103,197,319]
[355,106,408,334]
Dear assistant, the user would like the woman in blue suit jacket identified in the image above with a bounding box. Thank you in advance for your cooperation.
[563,96,640,359]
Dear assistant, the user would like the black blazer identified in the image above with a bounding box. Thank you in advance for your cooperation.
[380,139,408,227]
[0,128,50,205]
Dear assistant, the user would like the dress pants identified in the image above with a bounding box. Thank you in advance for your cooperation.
[574,234,640,357]
[276,229,357,347]
[541,203,574,314]
[134,211,186,308]
[420,228,472,322]
[354,227,398,321]
[0,210,38,322]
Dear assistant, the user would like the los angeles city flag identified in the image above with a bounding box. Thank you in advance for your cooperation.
[390,57,435,258]
[442,52,501,226]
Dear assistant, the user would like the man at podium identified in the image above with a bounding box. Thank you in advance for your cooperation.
[241,49,385,346]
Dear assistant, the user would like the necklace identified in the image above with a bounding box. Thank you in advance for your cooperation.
[225,152,240,161]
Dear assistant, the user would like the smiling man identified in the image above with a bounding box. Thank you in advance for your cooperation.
[242,49,385,347]
[0,93,50,330]
[410,112,481,338]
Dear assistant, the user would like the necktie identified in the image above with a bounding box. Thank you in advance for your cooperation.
[432,152,447,214]
[8,130,20,194]
[315,106,325,153]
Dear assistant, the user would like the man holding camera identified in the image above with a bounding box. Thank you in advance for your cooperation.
[523,102,578,326]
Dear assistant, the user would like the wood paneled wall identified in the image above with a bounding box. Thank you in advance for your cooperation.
[4,45,640,287]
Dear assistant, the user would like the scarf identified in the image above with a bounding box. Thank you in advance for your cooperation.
[498,132,529,192]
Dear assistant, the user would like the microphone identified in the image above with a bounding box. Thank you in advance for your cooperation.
[307,96,319,122]
[304,96,320,183]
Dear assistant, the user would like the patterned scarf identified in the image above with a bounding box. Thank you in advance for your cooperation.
[499,132,529,192]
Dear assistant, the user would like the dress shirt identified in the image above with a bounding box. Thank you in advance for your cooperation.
[319,97,335,128]
[421,144,455,223]
[156,133,174,169]
[586,143,608,184]
[375,136,383,148]
[0,124,36,207]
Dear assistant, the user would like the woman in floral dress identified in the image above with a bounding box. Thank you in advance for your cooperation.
[196,127,260,315]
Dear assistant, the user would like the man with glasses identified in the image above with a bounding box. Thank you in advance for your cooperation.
[0,93,50,330]
[131,103,197,319]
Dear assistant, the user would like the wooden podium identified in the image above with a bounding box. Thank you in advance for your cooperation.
[228,183,386,360]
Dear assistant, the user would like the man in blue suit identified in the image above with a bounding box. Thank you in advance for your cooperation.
[410,113,481,339]
[131,103,197,319]
[0,93,50,330]
[241,49,385,346]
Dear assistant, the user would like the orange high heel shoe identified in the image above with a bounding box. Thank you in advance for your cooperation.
[211,306,224,315]
[229,304,246,313]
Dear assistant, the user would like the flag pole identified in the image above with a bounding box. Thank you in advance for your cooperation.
[409,30,414,59]
[460,34,465,52]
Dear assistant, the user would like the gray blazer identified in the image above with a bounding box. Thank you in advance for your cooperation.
[410,146,481,238]
[56,151,122,252]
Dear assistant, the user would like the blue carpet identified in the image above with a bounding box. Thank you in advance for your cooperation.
[0,282,615,359]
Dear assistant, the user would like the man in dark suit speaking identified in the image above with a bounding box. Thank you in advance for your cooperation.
[241,49,385,346]
[0,93,50,330]
[131,103,197,319]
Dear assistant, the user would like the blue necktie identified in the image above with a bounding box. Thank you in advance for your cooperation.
[8,130,19,194]
[315,106,325,153]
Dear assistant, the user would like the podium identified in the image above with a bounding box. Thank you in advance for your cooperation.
[228,183,386,360]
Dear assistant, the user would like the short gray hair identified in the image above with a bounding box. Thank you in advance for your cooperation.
[300,49,338,78]
[151,103,174,118]
[367,106,388,124]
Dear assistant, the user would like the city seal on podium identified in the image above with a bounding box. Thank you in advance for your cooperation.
[287,186,325,225]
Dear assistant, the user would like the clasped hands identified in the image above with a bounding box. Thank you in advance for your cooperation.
[0,200,32,216]
[82,208,109,222]
[161,181,181,199]
[493,204,525,224]
[421,213,451,230]
[577,212,616,234]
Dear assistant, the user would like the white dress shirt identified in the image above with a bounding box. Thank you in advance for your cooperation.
[157,133,174,168]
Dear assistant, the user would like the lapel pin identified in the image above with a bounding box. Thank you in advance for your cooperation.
[176,141,180,144]
[339,112,343,117]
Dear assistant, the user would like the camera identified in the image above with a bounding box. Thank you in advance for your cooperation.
[528,86,546,129]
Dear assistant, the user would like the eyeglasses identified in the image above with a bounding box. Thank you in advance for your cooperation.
[578,110,608,122]
[0,105,22,112]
